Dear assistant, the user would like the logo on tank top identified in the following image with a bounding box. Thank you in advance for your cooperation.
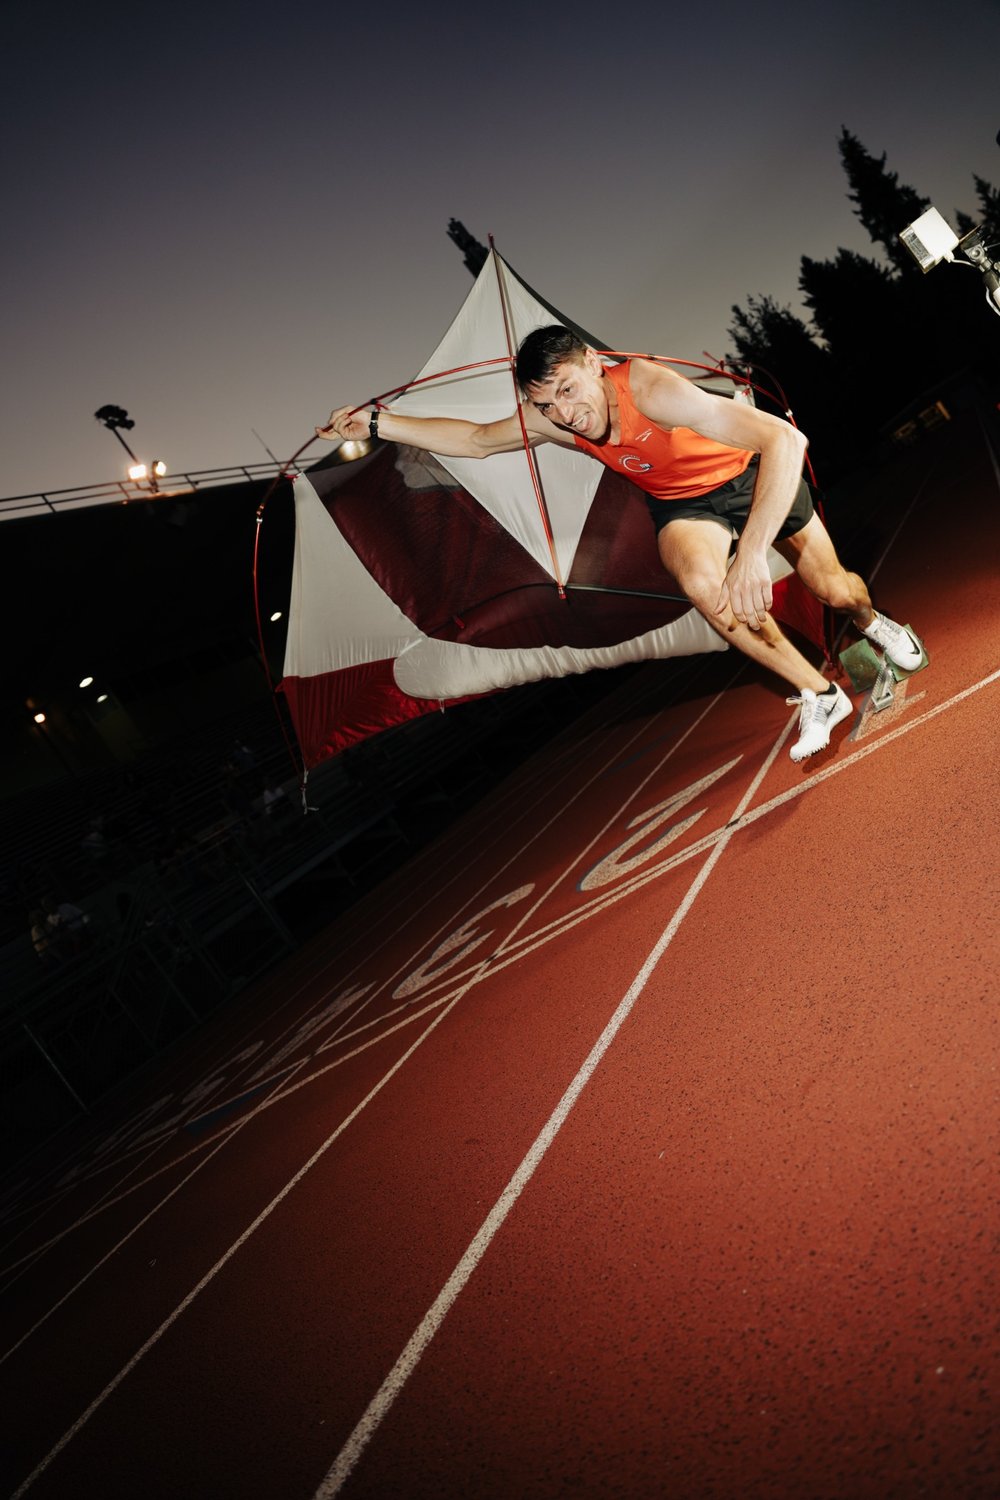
[621,454,653,474]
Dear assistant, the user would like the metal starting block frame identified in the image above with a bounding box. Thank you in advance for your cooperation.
[838,627,929,712]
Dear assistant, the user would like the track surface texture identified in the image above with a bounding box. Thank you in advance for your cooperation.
[2,410,998,1500]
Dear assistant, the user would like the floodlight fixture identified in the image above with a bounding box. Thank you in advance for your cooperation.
[33,711,46,724]
[79,676,94,688]
[900,202,1000,318]
[151,459,167,477]
[270,611,282,622]
[899,207,960,271]
[97,694,109,703]
[128,462,148,482]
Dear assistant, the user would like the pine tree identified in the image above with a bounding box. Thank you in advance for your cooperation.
[727,296,854,475]
[799,249,895,348]
[838,129,929,274]
[728,295,829,404]
[799,249,936,425]
[972,176,1000,246]
[730,135,1000,477]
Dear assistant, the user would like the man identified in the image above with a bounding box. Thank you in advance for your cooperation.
[319,326,923,762]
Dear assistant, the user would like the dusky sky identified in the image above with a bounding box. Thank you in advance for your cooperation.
[2,0,998,500]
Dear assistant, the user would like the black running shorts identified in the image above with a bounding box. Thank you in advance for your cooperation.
[644,456,815,540]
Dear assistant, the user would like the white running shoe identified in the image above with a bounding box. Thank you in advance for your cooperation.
[861,611,923,673]
[787,683,853,763]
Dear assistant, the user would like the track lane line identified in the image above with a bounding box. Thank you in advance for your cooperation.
[0,678,731,1296]
[11,661,994,1296]
[5,983,488,1500]
[2,673,745,1493]
[311,714,796,1498]
[0,1056,314,1365]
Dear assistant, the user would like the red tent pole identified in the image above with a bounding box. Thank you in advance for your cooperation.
[489,239,567,597]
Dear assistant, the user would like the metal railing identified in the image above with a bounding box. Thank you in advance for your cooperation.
[0,459,308,522]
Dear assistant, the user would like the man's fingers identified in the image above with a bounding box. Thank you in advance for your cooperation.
[715,573,773,634]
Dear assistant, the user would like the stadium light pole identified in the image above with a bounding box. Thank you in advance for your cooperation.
[94,405,167,491]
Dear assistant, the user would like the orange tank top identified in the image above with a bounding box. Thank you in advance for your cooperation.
[572,361,754,500]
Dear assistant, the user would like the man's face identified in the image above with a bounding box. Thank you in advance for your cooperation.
[525,349,610,441]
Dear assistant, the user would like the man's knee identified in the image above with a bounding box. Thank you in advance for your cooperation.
[808,566,865,612]
[687,572,731,613]
[658,530,730,612]
[662,562,727,613]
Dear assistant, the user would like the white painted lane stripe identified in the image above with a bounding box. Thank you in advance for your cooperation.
[0,709,617,1236]
[311,718,796,1498]
[0,681,758,1491]
[11,660,994,1296]
[0,1057,312,1366]
[0,678,735,1293]
[0,702,645,1251]
[6,990,477,1499]
[830,463,938,657]
[311,673,737,1059]
[303,662,1000,1029]
[976,407,1000,495]
[9,639,995,1485]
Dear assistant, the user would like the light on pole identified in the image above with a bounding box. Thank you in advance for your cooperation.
[94,405,168,491]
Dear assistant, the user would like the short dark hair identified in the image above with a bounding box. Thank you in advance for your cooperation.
[514,324,588,391]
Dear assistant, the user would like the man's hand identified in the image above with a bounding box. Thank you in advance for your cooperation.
[316,405,370,442]
[715,547,772,631]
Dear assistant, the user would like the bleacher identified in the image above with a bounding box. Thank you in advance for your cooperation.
[0,666,626,1171]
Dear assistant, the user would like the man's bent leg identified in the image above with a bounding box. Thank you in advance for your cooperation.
[775,514,924,671]
[658,518,831,695]
[773,513,873,624]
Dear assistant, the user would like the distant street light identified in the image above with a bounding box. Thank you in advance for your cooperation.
[95,406,168,491]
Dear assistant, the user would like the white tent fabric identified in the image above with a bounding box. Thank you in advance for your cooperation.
[391,610,727,699]
[284,470,425,677]
[278,247,816,768]
[390,252,604,582]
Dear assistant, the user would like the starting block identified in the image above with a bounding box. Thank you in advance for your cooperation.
[838,627,929,712]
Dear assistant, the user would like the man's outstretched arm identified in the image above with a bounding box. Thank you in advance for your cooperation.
[317,402,552,459]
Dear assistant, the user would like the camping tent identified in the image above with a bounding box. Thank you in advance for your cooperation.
[278,250,822,769]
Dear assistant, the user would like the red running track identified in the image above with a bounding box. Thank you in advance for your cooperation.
[1,410,998,1499]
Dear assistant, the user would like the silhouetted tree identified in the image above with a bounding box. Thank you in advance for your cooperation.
[955,175,1000,243]
[838,128,929,274]
[731,134,1000,476]
[974,175,1000,240]
[798,249,933,426]
[799,250,894,347]
[728,295,828,398]
[727,295,856,476]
